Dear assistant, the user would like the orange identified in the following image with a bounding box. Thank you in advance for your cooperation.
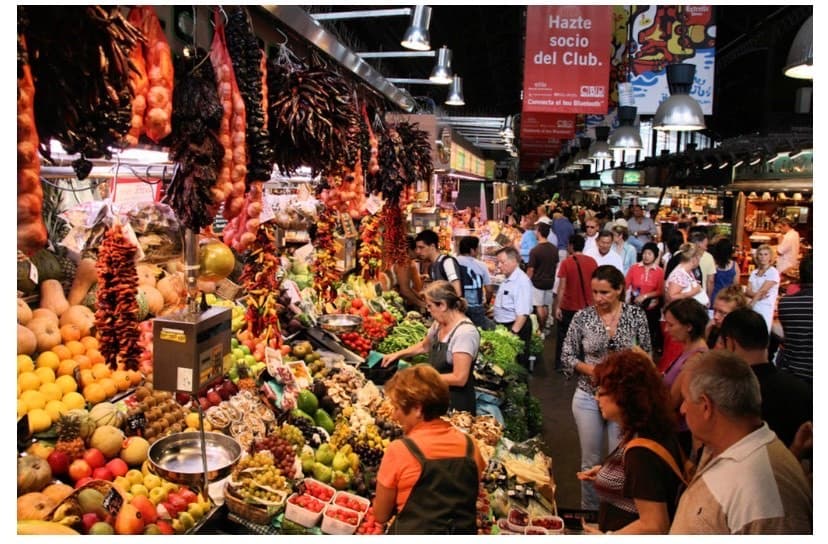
[78,369,95,388]
[127,370,143,387]
[58,359,78,377]
[18,371,42,392]
[73,354,91,370]
[65,340,86,357]
[112,370,131,392]
[61,391,86,410]
[55,375,78,395]
[91,363,111,380]
[35,366,56,385]
[86,348,105,366]
[51,344,73,361]
[80,336,100,351]
[40,382,63,402]
[82,383,107,405]
[60,324,82,343]
[35,351,61,372]
[98,377,117,398]
[17,355,35,374]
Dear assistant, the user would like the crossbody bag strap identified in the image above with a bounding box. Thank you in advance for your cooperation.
[624,437,688,485]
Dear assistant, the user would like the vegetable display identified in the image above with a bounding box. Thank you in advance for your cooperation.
[376,318,429,356]
[17,30,47,256]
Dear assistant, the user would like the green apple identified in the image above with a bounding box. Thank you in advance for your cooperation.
[231,337,239,349]
[172,519,185,534]
[231,348,245,361]
[240,345,251,356]
[113,476,131,493]
[143,524,162,535]
[187,502,206,521]
[143,473,162,490]
[126,469,144,486]
[162,481,178,494]
[130,483,149,497]
[149,486,168,505]
[178,512,196,531]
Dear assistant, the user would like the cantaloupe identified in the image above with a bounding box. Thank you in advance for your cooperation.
[88,425,125,458]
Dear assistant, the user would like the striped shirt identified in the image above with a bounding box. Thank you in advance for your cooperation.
[670,424,812,534]
[776,287,812,383]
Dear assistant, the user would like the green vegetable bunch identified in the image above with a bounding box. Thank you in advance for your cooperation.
[479,326,525,367]
[377,318,429,355]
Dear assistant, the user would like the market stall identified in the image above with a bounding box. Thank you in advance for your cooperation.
[16,5,558,536]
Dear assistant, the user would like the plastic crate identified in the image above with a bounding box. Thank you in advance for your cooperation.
[285,493,325,528]
[331,490,370,514]
[300,478,335,503]
[321,504,362,535]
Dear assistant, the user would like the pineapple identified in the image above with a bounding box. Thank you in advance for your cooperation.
[53,413,87,460]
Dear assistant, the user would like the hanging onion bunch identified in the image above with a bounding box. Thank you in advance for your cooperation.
[267,50,363,177]
[163,50,224,232]
[21,5,142,178]
[225,6,274,184]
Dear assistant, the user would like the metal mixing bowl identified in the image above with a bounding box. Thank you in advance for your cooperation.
[148,432,242,487]
[318,314,363,334]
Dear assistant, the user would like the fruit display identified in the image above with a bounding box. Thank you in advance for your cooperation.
[124,386,187,444]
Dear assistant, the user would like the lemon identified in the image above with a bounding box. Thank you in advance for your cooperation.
[18,371,41,392]
[35,351,60,371]
[17,354,34,374]
[35,366,56,385]
[27,408,52,433]
[55,375,78,395]
[20,390,47,411]
[17,398,28,418]
[61,391,86,410]
[39,382,63,402]
[45,399,68,422]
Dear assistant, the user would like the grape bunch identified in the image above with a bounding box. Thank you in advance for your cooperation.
[251,436,296,476]
[276,423,306,451]
[375,418,403,441]
[352,442,384,468]
[327,420,355,450]
[287,414,325,448]
[233,451,289,504]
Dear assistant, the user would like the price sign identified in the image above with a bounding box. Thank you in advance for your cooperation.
[265,346,284,377]
[103,487,124,516]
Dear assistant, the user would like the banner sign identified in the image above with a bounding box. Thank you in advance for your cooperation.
[523,5,613,114]
[519,112,576,140]
[628,5,716,115]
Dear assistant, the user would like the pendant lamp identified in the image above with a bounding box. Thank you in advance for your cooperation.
[401,6,432,51]
[575,137,593,165]
[589,126,612,160]
[608,106,643,150]
[445,75,464,106]
[653,63,706,131]
[784,16,812,79]
[429,46,453,84]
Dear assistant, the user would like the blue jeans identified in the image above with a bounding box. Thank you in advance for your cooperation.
[572,388,622,510]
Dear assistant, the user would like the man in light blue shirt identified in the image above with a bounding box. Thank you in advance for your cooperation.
[456,236,495,330]
[493,247,534,370]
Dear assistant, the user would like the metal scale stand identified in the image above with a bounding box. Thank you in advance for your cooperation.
[151,229,233,498]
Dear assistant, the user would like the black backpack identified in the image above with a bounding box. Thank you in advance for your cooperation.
[432,255,485,307]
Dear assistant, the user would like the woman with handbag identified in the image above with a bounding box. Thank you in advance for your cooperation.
[561,265,652,511]
[579,349,685,534]
[625,242,665,352]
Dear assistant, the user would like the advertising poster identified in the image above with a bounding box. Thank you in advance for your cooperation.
[523,5,613,114]
[519,112,577,140]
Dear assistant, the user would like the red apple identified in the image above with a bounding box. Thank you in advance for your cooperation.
[198,397,210,411]
[206,389,222,406]
[83,448,106,470]
[74,476,94,489]
[161,501,180,518]
[82,512,101,532]
[177,488,198,504]
[106,458,129,478]
[175,392,191,405]
[92,467,114,481]
[47,450,71,475]
[155,520,175,535]
[69,459,93,482]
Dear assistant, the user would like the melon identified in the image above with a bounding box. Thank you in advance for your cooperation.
[120,436,150,466]
[88,402,124,428]
[42,482,74,504]
[17,492,56,521]
[88,425,125,459]
[18,456,53,495]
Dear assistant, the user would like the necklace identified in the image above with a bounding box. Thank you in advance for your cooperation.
[599,304,622,335]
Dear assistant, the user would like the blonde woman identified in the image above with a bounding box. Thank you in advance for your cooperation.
[664,243,708,306]
[745,244,779,331]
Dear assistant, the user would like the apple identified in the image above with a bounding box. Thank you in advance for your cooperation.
[92,467,114,481]
[47,450,71,475]
[106,458,129,478]
[198,397,210,411]
[177,488,198,504]
[206,390,222,406]
[82,512,100,532]
[69,459,93,482]
[175,392,191,405]
[83,448,106,470]
[149,486,168,505]
[74,476,94,489]
[143,473,162,490]
[130,484,149,497]
[156,520,175,535]
[89,521,115,535]
[161,501,180,518]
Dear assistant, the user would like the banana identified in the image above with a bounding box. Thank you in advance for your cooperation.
[50,501,80,523]
[57,515,82,528]
[17,520,80,535]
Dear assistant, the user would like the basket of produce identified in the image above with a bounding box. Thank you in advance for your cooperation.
[224,484,280,526]
[318,314,363,334]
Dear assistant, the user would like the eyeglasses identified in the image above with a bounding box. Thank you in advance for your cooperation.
[586,225,598,229]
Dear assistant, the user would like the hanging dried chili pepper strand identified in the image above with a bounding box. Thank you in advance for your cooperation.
[313,208,343,303]
[239,224,283,348]
[357,212,383,281]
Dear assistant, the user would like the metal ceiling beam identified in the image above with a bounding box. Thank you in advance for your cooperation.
[261,5,416,112]
[359,51,436,58]
[311,8,412,20]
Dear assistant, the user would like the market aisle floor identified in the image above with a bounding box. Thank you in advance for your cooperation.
[529,329,582,511]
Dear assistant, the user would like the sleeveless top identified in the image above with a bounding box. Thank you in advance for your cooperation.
[711,261,736,303]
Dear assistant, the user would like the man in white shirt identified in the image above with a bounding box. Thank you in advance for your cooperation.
[582,217,601,256]
[584,230,624,274]
[627,204,657,254]
[775,218,800,276]
[493,247,534,370]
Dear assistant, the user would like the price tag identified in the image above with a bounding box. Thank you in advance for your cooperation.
[28,262,38,285]
[259,195,276,224]
[265,346,284,377]
[364,194,385,215]
[126,412,147,434]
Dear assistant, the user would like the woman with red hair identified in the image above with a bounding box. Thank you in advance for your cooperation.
[579,349,684,534]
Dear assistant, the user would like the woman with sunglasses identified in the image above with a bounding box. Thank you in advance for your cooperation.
[562,265,652,511]
[381,281,480,414]
[579,349,684,534]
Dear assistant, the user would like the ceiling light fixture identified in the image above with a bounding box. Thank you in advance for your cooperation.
[784,15,812,79]
[589,126,612,160]
[445,75,465,106]
[401,5,432,51]
[653,63,706,131]
[575,137,593,165]
[608,106,643,150]
[749,156,762,166]
[429,46,453,83]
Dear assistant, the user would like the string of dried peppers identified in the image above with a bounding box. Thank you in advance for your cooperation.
[313,208,343,303]
[239,224,282,348]
[357,212,383,281]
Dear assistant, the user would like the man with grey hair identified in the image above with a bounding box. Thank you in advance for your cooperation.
[670,350,812,534]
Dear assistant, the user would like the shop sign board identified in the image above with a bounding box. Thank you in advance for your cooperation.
[519,112,577,140]
[628,5,716,115]
[522,5,613,114]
